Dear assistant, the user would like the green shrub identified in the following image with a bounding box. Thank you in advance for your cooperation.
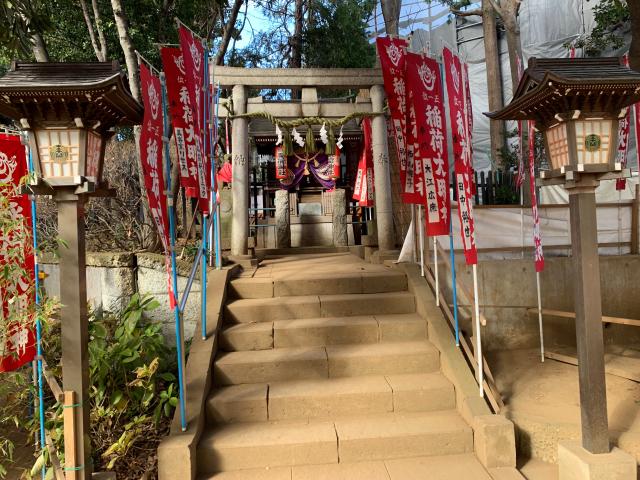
[2,293,179,479]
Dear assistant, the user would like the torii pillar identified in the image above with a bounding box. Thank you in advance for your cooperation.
[231,84,249,256]
[370,84,395,252]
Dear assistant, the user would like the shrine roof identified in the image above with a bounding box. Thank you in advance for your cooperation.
[0,61,143,128]
[486,57,640,125]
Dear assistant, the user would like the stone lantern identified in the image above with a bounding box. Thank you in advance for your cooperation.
[0,61,142,479]
[487,57,640,480]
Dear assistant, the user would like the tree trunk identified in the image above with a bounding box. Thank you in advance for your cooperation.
[31,33,49,61]
[80,0,106,61]
[92,0,108,61]
[290,0,304,68]
[110,0,140,101]
[629,0,640,72]
[500,0,522,93]
[482,0,504,169]
[381,0,401,36]
[215,0,244,66]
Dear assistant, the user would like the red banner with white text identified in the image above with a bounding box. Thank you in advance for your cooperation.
[179,25,209,213]
[528,122,544,272]
[443,46,477,265]
[160,47,200,198]
[353,118,375,207]
[139,65,175,307]
[0,134,36,372]
[377,36,416,203]
[515,55,525,190]
[616,55,632,191]
[405,52,450,236]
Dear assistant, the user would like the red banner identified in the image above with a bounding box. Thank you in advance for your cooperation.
[353,118,375,207]
[515,55,525,189]
[528,122,544,272]
[178,25,209,213]
[405,64,425,205]
[405,52,450,236]
[140,65,175,308]
[377,36,414,203]
[160,47,200,198]
[0,134,36,372]
[616,55,632,191]
[443,46,477,265]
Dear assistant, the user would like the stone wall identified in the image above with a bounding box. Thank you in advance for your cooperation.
[438,255,640,352]
[40,252,201,343]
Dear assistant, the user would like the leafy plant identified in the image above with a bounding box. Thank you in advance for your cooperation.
[573,0,630,55]
[1,293,178,479]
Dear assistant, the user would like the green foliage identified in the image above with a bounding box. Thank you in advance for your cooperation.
[574,0,630,55]
[0,293,178,479]
[0,0,52,58]
[303,0,376,68]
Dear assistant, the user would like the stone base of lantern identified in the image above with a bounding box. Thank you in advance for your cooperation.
[558,440,636,480]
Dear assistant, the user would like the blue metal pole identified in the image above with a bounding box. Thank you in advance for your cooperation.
[448,218,460,347]
[29,156,45,480]
[201,217,208,340]
[200,44,209,340]
[26,143,46,479]
[160,74,187,432]
[212,81,222,270]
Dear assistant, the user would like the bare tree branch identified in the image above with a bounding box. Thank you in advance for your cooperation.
[451,8,483,17]
[486,0,503,17]
[215,0,244,65]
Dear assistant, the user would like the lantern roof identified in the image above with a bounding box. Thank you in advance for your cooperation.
[486,57,640,126]
[0,61,143,132]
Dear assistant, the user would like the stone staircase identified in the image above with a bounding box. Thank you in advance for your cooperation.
[197,255,494,479]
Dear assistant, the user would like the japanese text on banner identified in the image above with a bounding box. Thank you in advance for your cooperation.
[0,134,36,372]
[376,37,413,202]
[160,47,200,198]
[178,26,209,212]
[616,55,632,191]
[528,122,544,272]
[405,52,450,236]
[443,46,477,265]
[353,118,374,207]
[139,64,175,308]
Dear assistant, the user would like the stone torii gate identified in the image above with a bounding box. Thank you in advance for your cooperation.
[213,67,395,257]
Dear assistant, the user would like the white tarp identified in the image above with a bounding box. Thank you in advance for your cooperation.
[434,0,636,179]
[439,201,633,260]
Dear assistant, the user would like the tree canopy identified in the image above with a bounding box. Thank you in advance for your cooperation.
[0,0,376,71]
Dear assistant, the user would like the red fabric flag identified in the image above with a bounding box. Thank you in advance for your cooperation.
[353,118,375,206]
[616,55,632,191]
[178,25,209,213]
[443,46,477,265]
[404,59,426,205]
[515,55,526,189]
[405,52,450,236]
[139,65,175,308]
[376,36,414,203]
[160,47,200,198]
[528,122,544,272]
[0,134,36,372]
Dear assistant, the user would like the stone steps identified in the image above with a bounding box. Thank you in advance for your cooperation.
[229,270,408,299]
[207,372,455,424]
[200,454,493,479]
[197,411,473,473]
[213,341,440,386]
[224,292,416,324]
[220,313,427,351]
